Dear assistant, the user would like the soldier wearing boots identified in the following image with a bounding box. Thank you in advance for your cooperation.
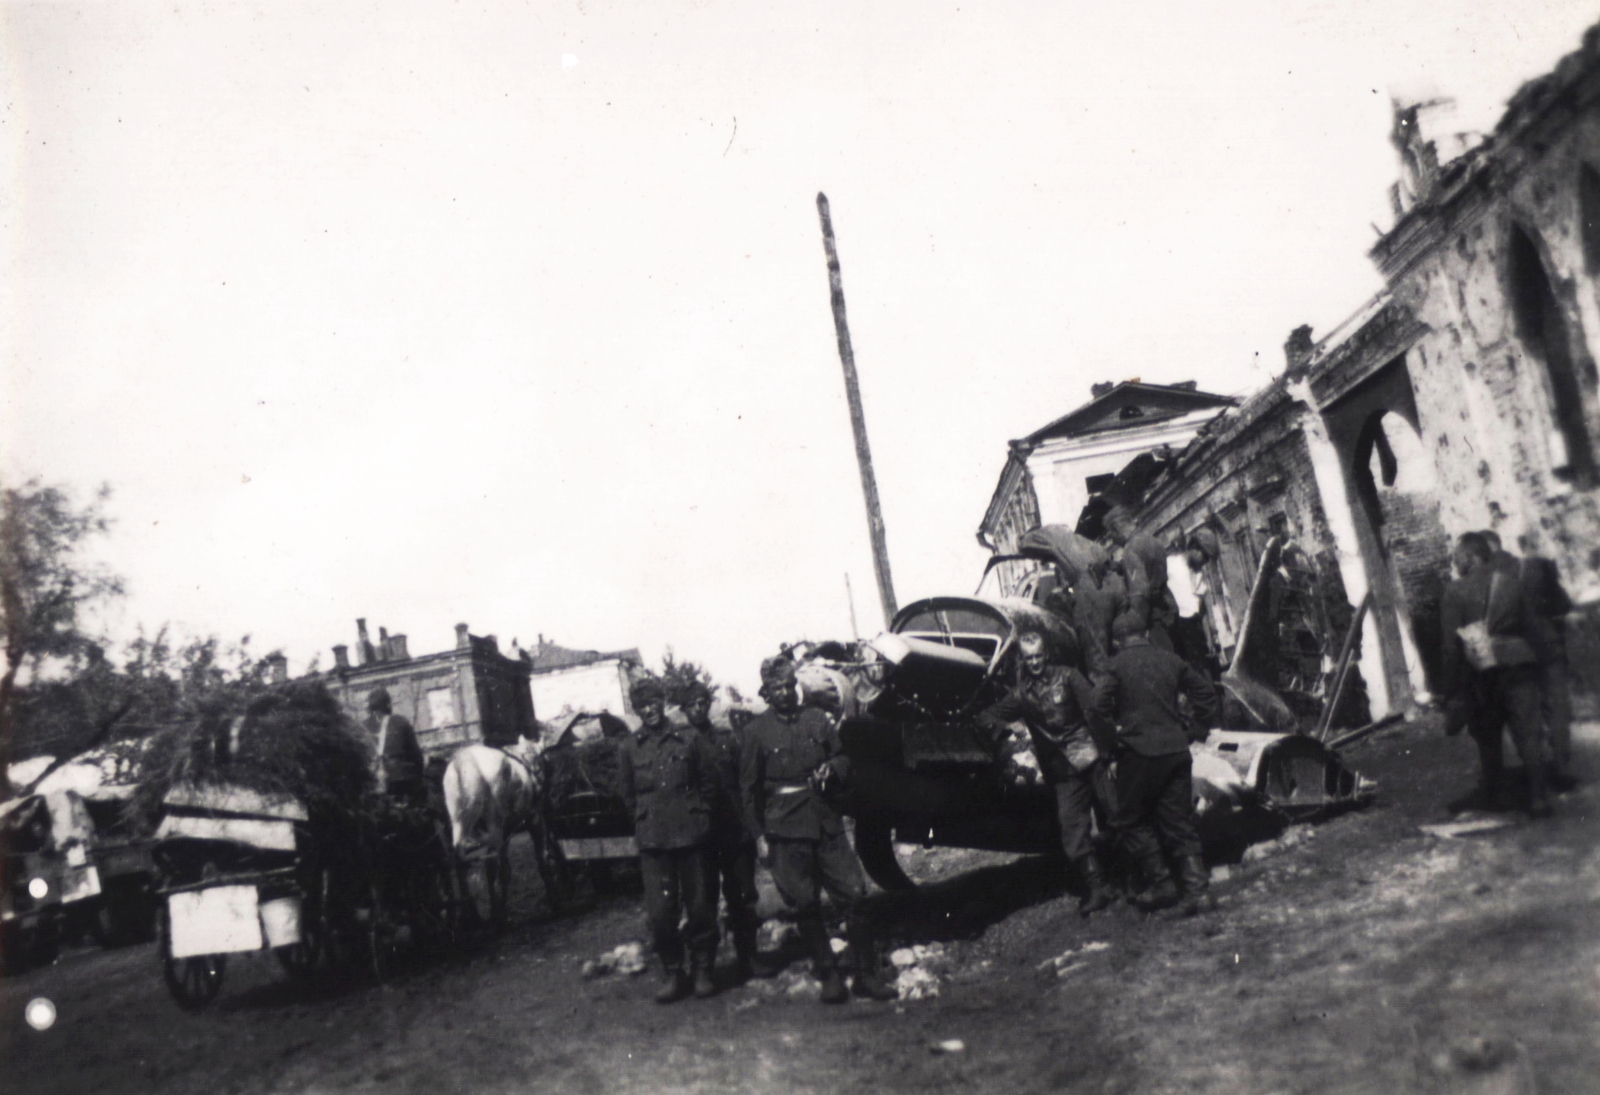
[739,657,898,1005]
[618,678,721,1002]
[681,680,767,981]
[1092,616,1219,916]
[977,628,1117,916]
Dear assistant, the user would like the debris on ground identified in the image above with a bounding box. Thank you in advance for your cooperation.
[1420,818,1516,839]
[1242,825,1315,863]
[929,1039,966,1055]
[581,942,648,979]
[886,942,950,999]
[1038,941,1112,978]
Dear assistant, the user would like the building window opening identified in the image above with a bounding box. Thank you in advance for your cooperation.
[1120,405,1145,420]
[1507,223,1595,481]
[1581,163,1600,277]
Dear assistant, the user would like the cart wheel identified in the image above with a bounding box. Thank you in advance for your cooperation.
[412,856,459,954]
[364,880,397,983]
[275,895,324,982]
[160,913,225,1010]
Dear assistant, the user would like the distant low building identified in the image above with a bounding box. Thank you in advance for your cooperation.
[323,619,536,754]
[519,636,642,722]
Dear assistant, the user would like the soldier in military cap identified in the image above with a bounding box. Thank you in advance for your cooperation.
[619,676,721,1002]
[739,656,897,1004]
[977,626,1117,915]
[681,680,766,981]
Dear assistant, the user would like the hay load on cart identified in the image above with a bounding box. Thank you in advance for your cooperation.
[138,682,455,1008]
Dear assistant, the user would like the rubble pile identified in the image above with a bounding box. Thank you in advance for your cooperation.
[580,941,649,979]
[889,943,949,999]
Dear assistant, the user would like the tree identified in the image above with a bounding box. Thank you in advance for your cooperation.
[1,480,124,787]
[655,648,718,708]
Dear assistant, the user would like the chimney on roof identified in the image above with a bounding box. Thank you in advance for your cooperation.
[356,619,376,666]
[266,652,288,684]
[1091,382,1115,398]
[456,623,471,650]
[332,644,350,670]
[1284,325,1315,371]
[386,634,409,660]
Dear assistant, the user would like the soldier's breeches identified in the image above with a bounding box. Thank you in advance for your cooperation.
[1113,750,1200,862]
[769,831,868,920]
[1052,763,1115,862]
[713,840,760,935]
[639,846,716,965]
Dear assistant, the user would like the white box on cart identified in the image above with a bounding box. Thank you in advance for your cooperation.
[168,885,262,958]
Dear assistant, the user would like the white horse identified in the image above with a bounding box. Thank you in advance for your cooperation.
[442,735,565,928]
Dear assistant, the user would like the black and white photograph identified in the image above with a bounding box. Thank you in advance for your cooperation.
[3,2,1599,1092]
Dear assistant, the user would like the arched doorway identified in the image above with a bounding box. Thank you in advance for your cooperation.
[1351,409,1452,695]
[1507,222,1596,483]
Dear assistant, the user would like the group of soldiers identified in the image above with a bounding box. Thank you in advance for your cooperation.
[1440,529,1579,818]
[616,660,897,1005]
[615,587,1225,1004]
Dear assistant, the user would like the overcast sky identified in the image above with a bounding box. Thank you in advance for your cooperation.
[3,0,1593,698]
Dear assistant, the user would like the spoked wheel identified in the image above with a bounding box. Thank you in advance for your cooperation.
[852,817,917,893]
[275,879,326,982]
[364,879,398,984]
[160,912,226,1010]
[409,856,459,954]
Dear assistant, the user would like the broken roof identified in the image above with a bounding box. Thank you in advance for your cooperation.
[1018,381,1237,446]
[525,640,642,674]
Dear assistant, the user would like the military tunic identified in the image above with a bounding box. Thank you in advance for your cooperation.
[692,718,759,940]
[739,706,867,919]
[618,723,718,964]
[1091,639,1218,862]
[977,664,1113,862]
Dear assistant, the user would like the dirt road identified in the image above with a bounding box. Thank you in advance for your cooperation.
[4,716,1598,1094]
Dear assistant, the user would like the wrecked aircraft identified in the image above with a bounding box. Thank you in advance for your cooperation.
[797,529,1374,891]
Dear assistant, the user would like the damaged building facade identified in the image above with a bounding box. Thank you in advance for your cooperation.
[323,619,538,754]
[980,25,1600,720]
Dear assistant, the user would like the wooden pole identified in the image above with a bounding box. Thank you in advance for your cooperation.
[817,192,898,626]
[844,572,861,641]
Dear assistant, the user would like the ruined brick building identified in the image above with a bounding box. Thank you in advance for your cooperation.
[981,24,1600,721]
[323,619,538,754]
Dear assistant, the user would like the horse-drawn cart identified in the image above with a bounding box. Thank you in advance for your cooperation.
[543,719,639,895]
[152,782,457,1009]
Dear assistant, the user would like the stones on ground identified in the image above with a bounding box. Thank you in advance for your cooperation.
[580,941,647,979]
[1038,940,1111,978]
[1243,826,1311,862]
[929,1039,966,1055]
[883,942,948,999]
[1420,818,1516,839]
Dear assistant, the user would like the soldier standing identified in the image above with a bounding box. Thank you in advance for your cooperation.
[976,628,1116,915]
[363,687,425,803]
[1092,616,1219,916]
[681,680,766,981]
[618,678,720,1002]
[739,657,897,1004]
[1440,533,1551,817]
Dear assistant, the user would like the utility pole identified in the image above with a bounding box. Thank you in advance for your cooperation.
[817,192,898,626]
